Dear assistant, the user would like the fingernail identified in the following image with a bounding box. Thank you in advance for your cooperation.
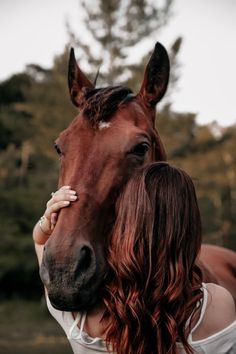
[69,190,76,195]
[70,195,77,201]
[64,201,70,205]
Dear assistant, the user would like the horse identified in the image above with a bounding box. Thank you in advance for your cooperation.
[40,42,236,311]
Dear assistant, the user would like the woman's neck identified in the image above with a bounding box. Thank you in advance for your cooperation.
[73,300,107,339]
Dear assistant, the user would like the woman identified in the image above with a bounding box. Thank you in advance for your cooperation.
[33,163,236,353]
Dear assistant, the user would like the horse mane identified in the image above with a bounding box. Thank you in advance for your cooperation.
[104,162,203,354]
[80,86,135,127]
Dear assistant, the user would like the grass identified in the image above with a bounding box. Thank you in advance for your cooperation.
[0,299,72,354]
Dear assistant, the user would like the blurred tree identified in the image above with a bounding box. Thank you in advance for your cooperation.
[0,53,77,295]
[0,73,32,104]
[0,73,40,297]
[25,52,76,158]
[67,0,181,94]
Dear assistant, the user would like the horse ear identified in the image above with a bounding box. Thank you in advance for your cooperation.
[68,48,94,107]
[138,42,170,107]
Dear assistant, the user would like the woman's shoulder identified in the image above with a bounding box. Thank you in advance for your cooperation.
[192,283,236,341]
[205,283,236,327]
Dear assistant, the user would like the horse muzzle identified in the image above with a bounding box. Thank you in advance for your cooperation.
[40,243,105,311]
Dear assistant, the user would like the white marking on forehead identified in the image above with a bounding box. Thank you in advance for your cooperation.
[98,121,112,130]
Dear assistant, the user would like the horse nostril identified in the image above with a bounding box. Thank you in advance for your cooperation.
[77,246,94,274]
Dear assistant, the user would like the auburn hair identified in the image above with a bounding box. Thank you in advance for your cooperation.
[104,162,203,354]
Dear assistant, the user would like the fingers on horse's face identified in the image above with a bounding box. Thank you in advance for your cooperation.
[41,42,170,311]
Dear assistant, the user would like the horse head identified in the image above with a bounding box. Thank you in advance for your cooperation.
[40,42,170,311]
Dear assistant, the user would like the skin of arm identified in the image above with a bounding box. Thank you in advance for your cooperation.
[33,186,77,267]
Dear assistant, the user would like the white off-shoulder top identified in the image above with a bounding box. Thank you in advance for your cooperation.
[46,284,236,354]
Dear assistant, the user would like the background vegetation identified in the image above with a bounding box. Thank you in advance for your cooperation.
[0,0,235,351]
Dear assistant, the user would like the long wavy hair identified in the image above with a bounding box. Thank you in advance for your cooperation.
[104,162,203,354]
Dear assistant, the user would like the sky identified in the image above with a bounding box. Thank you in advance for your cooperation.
[1,0,236,126]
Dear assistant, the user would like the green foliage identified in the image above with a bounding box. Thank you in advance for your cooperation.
[0,57,67,297]
[0,73,32,105]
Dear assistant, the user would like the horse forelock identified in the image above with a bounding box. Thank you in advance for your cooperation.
[80,86,135,128]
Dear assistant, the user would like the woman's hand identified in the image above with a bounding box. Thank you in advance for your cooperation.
[33,186,77,245]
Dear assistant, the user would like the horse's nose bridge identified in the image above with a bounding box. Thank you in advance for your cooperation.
[51,188,98,233]
[76,188,98,217]
[44,189,101,258]
[69,156,113,201]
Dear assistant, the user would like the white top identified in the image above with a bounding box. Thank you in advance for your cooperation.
[46,284,236,354]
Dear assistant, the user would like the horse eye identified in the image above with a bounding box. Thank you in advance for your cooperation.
[54,143,62,156]
[128,143,149,156]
